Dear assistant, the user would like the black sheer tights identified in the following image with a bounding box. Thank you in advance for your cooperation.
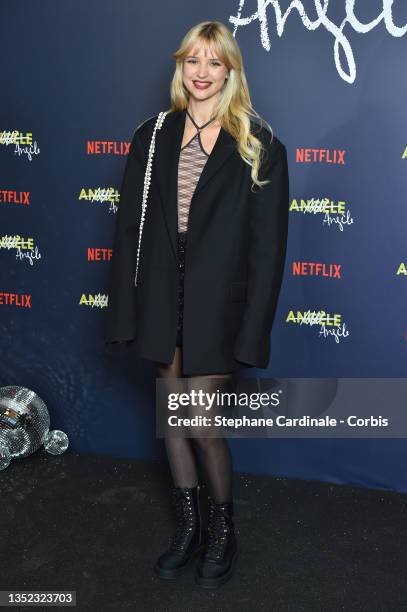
[156,347,233,504]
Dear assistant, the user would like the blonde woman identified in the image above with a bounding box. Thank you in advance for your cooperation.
[105,21,289,588]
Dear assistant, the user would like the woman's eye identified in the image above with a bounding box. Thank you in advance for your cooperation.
[186,60,221,66]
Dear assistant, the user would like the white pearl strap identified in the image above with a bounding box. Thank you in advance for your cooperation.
[134,110,169,287]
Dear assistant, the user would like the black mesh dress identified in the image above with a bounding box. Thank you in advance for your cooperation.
[176,110,215,347]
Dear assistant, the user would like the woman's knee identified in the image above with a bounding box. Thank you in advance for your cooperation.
[190,435,224,454]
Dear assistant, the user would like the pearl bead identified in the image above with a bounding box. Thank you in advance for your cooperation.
[135,110,169,287]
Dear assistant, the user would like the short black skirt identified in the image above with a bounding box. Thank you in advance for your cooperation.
[176,231,187,347]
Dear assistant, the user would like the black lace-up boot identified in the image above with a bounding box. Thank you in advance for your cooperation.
[154,485,204,579]
[195,495,238,588]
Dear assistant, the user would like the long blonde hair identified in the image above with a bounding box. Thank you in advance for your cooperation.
[167,21,274,192]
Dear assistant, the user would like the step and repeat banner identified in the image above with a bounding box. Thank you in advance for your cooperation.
[1,1,406,488]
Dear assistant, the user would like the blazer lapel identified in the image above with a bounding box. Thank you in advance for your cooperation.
[153,107,237,262]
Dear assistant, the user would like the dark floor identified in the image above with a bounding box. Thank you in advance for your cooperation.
[1,451,407,612]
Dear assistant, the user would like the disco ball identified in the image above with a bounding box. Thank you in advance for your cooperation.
[43,429,69,455]
[0,441,11,470]
[0,386,69,470]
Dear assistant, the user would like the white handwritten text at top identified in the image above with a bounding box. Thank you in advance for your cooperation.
[230,0,407,83]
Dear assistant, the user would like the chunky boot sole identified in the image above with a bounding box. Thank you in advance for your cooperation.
[195,549,238,589]
[153,544,205,580]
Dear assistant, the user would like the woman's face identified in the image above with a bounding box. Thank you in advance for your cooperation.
[182,42,229,103]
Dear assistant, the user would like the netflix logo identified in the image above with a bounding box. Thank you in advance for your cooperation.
[292,262,342,279]
[296,149,346,164]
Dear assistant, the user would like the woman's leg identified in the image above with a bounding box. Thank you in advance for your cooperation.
[186,373,234,504]
[155,347,199,488]
[187,373,238,588]
[154,348,205,579]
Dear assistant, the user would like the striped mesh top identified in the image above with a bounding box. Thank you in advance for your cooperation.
[177,110,216,233]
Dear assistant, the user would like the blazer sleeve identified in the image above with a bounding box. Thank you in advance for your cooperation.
[104,127,147,344]
[234,138,289,368]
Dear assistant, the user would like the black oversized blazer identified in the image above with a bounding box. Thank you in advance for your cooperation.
[104,107,289,376]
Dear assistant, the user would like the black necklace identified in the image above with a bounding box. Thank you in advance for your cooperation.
[186,108,216,131]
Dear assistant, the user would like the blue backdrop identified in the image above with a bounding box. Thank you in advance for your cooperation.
[1,1,406,491]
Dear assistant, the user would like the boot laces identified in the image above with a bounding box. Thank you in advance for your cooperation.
[205,500,233,561]
[169,489,195,553]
